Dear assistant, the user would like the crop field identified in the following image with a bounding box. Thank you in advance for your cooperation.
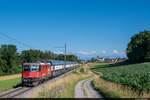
[90,62,150,94]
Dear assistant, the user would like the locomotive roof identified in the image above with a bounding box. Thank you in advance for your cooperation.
[23,62,50,66]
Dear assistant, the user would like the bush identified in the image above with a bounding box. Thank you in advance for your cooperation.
[79,68,85,73]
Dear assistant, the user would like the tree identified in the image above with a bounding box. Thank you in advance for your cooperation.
[56,54,64,61]
[91,57,96,62]
[66,55,78,61]
[0,57,7,74]
[126,30,150,62]
[55,54,78,61]
[40,51,55,60]
[21,49,42,63]
[20,50,56,63]
[0,44,18,73]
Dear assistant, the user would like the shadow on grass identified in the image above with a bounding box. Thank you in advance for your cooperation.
[13,83,23,88]
[13,83,34,87]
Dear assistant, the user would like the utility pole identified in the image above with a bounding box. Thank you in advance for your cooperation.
[54,43,67,71]
[64,43,67,71]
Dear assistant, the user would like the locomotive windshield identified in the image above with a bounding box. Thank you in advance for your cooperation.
[31,66,40,71]
[23,65,30,71]
[23,65,40,72]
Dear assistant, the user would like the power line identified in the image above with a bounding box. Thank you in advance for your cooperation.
[0,32,33,49]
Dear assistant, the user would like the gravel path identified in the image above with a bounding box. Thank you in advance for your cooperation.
[75,78,104,98]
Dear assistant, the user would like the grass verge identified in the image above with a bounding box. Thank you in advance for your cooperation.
[30,65,93,98]
[0,77,21,93]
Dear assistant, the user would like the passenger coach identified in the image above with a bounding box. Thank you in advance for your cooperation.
[22,60,78,86]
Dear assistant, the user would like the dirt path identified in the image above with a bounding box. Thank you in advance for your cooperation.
[75,78,104,98]
[0,74,21,81]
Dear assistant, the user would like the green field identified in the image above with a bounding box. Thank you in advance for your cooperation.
[0,78,21,93]
[90,62,150,94]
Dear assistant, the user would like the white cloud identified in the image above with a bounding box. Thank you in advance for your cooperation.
[77,51,97,55]
[101,50,106,54]
[113,50,119,54]
[54,51,64,54]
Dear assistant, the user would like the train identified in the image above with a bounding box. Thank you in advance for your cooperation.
[22,60,79,86]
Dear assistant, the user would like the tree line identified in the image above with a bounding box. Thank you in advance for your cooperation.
[0,44,79,76]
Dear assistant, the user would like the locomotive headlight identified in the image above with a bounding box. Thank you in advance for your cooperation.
[22,78,27,82]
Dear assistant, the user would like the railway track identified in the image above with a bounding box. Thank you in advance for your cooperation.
[0,87,32,98]
[0,65,81,98]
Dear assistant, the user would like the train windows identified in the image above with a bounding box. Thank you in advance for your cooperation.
[23,65,30,71]
[31,66,40,72]
[23,65,40,72]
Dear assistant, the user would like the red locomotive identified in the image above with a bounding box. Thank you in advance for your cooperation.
[22,60,78,86]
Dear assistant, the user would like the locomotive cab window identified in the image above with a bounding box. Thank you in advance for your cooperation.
[23,65,40,72]
[31,66,40,71]
[23,65,30,71]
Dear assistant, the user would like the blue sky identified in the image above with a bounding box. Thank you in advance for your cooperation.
[0,0,150,59]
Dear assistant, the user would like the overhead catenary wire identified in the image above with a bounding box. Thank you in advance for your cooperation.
[0,32,33,49]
